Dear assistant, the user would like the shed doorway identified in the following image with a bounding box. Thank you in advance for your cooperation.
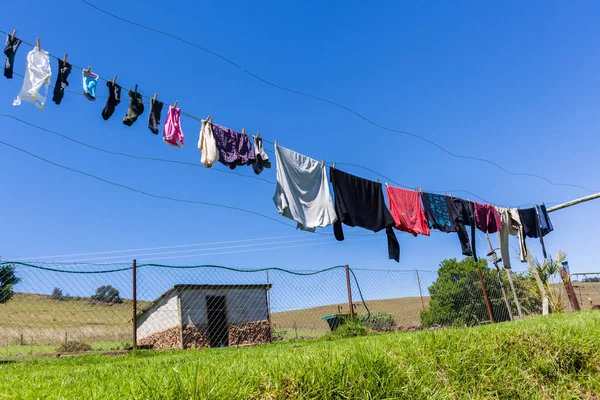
[206,296,228,347]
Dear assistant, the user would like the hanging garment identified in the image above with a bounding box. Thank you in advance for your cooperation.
[273,143,337,231]
[447,198,477,261]
[330,168,400,262]
[518,207,547,259]
[211,124,256,169]
[4,34,21,79]
[13,48,52,110]
[198,118,219,167]
[52,59,71,105]
[148,99,164,134]
[252,135,271,175]
[386,186,430,236]
[101,82,121,120]
[496,207,526,269]
[421,192,456,232]
[82,70,99,101]
[536,204,554,236]
[123,90,144,126]
[163,106,184,148]
[474,202,503,233]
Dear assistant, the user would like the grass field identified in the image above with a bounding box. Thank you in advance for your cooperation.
[1,312,599,399]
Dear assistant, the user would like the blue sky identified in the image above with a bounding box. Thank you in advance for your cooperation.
[1,0,599,297]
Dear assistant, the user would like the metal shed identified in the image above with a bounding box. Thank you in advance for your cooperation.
[136,284,272,349]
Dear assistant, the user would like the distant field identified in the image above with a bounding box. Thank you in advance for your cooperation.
[2,312,599,399]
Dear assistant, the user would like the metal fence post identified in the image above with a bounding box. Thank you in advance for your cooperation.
[132,259,137,350]
[415,270,426,311]
[266,268,273,343]
[345,265,355,319]
[477,266,495,323]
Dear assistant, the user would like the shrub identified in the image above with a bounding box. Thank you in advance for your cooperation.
[91,285,122,304]
[56,341,93,353]
[51,287,65,300]
[0,264,20,304]
[358,312,395,331]
[331,319,368,338]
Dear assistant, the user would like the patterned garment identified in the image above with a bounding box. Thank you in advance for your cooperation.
[211,123,256,169]
[421,192,456,232]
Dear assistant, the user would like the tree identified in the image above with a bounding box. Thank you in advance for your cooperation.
[582,276,600,283]
[420,257,540,327]
[91,285,122,304]
[526,251,568,313]
[0,264,21,304]
[51,287,65,300]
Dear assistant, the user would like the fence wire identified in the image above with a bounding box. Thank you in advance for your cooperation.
[0,260,565,358]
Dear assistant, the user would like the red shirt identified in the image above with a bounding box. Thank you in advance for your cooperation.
[386,186,430,236]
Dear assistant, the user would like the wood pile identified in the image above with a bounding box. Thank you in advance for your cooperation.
[137,326,181,349]
[182,324,209,349]
[228,320,270,346]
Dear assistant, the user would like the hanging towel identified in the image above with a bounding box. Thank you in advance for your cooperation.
[148,99,164,134]
[518,207,548,259]
[102,82,121,120]
[330,168,399,262]
[447,198,477,261]
[123,90,144,126]
[211,123,256,169]
[4,34,21,79]
[13,48,52,110]
[421,192,456,232]
[496,207,526,269]
[474,202,503,233]
[163,106,184,148]
[52,59,71,105]
[386,186,430,236]
[82,70,99,101]
[198,118,219,167]
[273,143,337,231]
[536,204,553,236]
[252,135,271,175]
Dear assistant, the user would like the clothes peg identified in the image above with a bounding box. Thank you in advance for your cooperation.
[242,128,246,134]
[112,75,117,85]
[274,139,278,146]
[321,158,325,166]
[10,30,17,40]
[376,178,380,183]
[63,54,68,63]
[450,193,453,199]
[386,182,389,187]
[35,38,41,51]
[152,93,158,103]
[173,100,178,108]
[256,132,260,138]
[86,66,91,74]
[332,162,336,169]
[134,84,138,94]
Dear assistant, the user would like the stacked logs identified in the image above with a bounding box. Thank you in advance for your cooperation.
[228,320,270,346]
[182,324,209,349]
[137,326,181,350]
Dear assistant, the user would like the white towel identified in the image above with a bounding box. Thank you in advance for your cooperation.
[13,48,52,110]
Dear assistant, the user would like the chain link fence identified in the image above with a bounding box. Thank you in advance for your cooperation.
[0,260,569,358]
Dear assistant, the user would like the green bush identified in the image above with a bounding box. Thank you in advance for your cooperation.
[420,257,540,328]
[358,312,396,331]
[331,319,368,338]
[56,341,93,353]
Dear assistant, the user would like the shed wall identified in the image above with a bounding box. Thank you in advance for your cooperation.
[136,291,180,340]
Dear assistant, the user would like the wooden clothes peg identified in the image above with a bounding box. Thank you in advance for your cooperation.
[10,30,17,40]
[152,93,158,103]
[86,66,92,74]
[63,54,68,63]
[35,38,41,51]
[173,100,178,108]
[241,128,246,134]
[256,132,261,138]
[321,158,325,166]
[112,75,117,85]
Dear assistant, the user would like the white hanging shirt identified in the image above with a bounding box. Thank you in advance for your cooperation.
[13,48,52,110]
[273,143,337,231]
[198,118,219,168]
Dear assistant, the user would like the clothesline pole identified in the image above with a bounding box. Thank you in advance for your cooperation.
[547,192,600,213]
[485,233,514,321]
[132,259,137,350]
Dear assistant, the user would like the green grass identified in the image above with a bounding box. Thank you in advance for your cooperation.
[1,341,130,357]
[1,312,599,399]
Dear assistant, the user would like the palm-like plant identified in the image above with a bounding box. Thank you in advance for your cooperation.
[527,251,567,313]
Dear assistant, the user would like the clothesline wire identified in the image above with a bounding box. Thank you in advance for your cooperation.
[34,8,595,195]
[0,113,557,209]
[0,113,276,185]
